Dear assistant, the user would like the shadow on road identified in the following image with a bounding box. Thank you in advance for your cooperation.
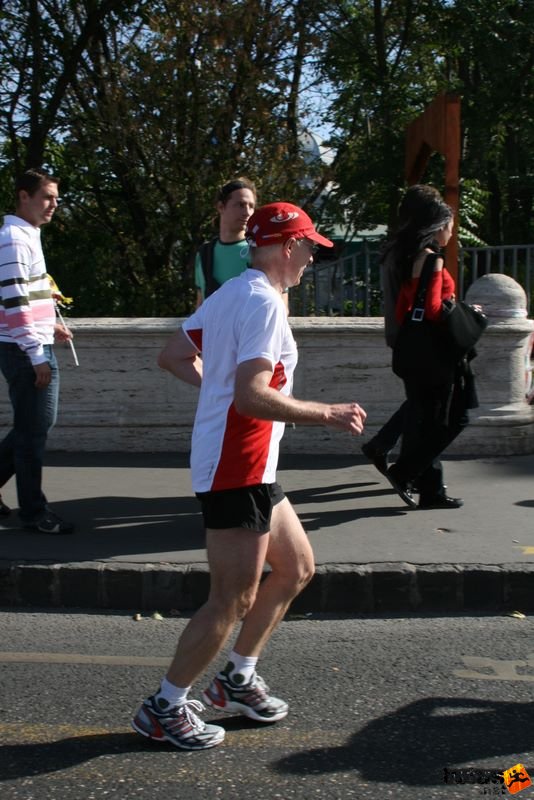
[274,696,534,786]
[0,715,268,780]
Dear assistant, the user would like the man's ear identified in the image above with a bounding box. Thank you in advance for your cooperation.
[282,237,295,259]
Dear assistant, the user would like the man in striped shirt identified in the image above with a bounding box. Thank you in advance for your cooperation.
[0,169,74,534]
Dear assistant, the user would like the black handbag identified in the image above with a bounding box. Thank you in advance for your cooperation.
[441,297,488,358]
[392,254,487,380]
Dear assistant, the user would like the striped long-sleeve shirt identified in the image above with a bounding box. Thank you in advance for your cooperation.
[0,214,55,365]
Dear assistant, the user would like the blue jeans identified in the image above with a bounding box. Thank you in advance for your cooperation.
[0,343,59,521]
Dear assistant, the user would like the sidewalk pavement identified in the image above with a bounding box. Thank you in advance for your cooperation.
[1,451,533,614]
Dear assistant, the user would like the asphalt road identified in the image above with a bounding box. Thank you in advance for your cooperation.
[1,609,534,799]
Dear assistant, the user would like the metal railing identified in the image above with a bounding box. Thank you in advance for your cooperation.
[290,242,534,316]
[290,242,383,317]
[458,245,534,313]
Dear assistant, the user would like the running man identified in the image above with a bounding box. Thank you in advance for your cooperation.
[132,202,367,750]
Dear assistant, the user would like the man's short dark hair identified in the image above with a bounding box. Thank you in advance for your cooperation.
[216,177,256,206]
[15,168,59,204]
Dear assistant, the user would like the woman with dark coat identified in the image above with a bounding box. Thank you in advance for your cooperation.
[384,195,478,510]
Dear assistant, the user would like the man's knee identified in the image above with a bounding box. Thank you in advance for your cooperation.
[235,587,259,619]
[209,583,259,622]
[295,559,315,591]
[302,560,315,586]
[274,555,315,595]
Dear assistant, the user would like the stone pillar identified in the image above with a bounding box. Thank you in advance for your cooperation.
[450,274,534,455]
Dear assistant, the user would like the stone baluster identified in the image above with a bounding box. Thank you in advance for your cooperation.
[455,274,534,455]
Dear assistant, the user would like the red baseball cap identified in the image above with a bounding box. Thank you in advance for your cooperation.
[245,201,334,248]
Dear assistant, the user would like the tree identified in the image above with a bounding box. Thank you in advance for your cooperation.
[0,0,140,171]
[444,0,534,244]
[317,0,448,234]
[0,0,327,315]
[2,1,531,316]
[318,0,534,247]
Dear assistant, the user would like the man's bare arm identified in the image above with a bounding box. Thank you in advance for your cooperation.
[158,328,202,386]
[234,359,366,435]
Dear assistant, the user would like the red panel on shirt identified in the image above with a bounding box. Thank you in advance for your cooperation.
[187,327,203,351]
[210,361,286,491]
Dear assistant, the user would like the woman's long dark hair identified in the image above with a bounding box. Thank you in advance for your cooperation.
[382,197,453,283]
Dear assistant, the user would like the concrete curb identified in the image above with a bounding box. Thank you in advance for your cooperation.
[2,560,534,614]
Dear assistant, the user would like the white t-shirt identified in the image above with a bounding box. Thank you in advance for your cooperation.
[183,268,298,492]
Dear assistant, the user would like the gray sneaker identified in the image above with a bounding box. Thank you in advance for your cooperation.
[203,671,288,723]
[132,696,225,750]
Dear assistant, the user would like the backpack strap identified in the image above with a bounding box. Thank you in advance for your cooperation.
[198,238,220,299]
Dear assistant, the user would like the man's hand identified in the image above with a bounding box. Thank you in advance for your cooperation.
[54,323,73,342]
[33,362,52,388]
[326,403,367,435]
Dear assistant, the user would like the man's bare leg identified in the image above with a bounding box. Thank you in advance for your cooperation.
[232,498,315,657]
[166,526,269,688]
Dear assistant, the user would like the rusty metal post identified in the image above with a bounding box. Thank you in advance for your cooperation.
[405,92,461,285]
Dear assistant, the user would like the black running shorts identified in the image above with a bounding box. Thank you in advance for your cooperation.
[195,482,285,532]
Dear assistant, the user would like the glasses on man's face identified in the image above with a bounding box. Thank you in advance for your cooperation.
[297,239,319,255]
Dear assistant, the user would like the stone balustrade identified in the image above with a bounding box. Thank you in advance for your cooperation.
[1,274,533,455]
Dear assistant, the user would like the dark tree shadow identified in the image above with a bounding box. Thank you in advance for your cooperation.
[273,697,534,786]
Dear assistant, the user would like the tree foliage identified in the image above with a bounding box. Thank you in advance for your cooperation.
[443,0,534,244]
[0,0,324,314]
[318,0,534,245]
[0,0,532,315]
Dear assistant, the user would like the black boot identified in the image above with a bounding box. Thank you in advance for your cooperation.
[361,441,389,476]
